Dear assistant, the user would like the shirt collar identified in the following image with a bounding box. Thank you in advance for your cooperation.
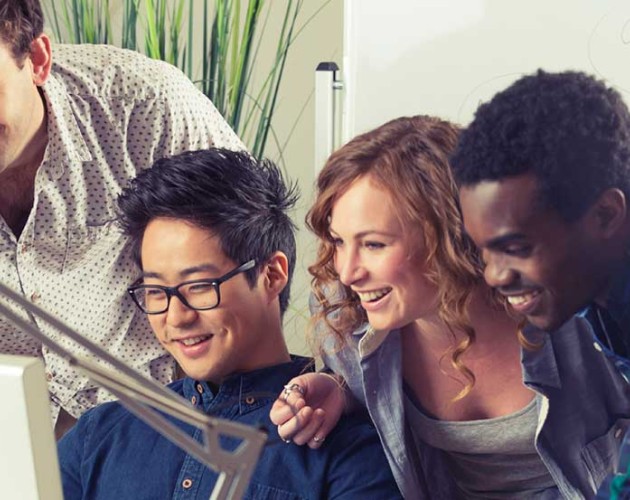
[351,317,565,390]
[521,315,602,391]
[520,323,561,390]
[41,72,92,179]
[182,355,313,411]
[355,324,392,359]
[348,322,390,359]
[602,258,630,331]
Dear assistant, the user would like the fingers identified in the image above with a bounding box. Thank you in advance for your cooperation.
[278,408,329,449]
[280,383,305,409]
[293,408,326,449]
[270,395,305,425]
[282,383,305,400]
[270,374,340,448]
[276,405,314,442]
[307,408,340,449]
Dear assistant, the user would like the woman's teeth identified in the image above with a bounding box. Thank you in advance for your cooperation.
[357,288,391,302]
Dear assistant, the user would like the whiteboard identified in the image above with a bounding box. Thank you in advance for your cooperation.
[343,0,630,139]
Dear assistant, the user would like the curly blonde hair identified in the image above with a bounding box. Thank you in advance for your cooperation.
[307,115,486,400]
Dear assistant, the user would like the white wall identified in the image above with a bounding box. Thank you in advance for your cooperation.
[344,0,630,138]
[259,1,343,354]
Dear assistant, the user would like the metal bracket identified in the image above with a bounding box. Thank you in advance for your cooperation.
[0,282,267,500]
[315,61,343,175]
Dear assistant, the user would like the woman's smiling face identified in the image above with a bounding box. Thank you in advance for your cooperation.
[330,175,438,331]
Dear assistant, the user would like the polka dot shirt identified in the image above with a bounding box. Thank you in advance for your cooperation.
[0,44,244,423]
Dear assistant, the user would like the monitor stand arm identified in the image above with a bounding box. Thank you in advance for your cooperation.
[0,281,267,500]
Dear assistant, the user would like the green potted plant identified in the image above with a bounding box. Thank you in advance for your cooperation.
[44,0,329,159]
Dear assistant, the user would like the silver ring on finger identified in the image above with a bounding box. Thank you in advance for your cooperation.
[282,383,305,400]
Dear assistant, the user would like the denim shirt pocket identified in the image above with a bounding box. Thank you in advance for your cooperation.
[244,482,306,500]
[581,418,630,488]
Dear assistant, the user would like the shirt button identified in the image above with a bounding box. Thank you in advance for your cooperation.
[182,478,193,489]
[30,291,41,303]
[593,342,603,352]
[191,395,197,405]
[245,396,255,405]
[20,243,29,254]
[196,383,204,394]
[615,428,624,439]
[45,372,54,382]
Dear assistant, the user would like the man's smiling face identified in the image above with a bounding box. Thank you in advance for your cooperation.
[460,173,608,331]
[140,217,271,383]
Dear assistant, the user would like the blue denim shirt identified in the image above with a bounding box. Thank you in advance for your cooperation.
[322,317,630,499]
[587,262,630,498]
[58,356,402,500]
[582,260,630,367]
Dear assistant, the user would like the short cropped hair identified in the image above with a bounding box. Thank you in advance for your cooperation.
[451,70,630,221]
[117,148,299,315]
[0,0,44,62]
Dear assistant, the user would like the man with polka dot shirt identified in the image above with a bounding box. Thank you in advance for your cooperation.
[0,0,244,437]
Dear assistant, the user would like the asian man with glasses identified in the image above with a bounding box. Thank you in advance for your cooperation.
[56,148,402,499]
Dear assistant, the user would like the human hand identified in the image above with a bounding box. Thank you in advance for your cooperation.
[270,372,346,449]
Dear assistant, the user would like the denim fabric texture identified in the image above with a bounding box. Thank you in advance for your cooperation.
[58,356,402,499]
[587,262,630,499]
[322,316,630,500]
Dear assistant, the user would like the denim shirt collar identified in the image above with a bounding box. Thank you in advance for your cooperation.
[575,259,630,355]
[603,258,630,334]
[520,324,561,391]
[352,324,392,359]
[181,355,313,413]
[521,314,609,392]
[355,318,565,391]
[353,317,565,392]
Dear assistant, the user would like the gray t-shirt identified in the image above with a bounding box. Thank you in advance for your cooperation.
[404,391,559,498]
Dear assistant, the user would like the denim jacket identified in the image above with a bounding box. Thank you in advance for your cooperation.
[58,356,402,499]
[322,317,630,499]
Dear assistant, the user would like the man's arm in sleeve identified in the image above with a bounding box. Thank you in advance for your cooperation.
[127,60,246,171]
[324,414,403,499]
[57,412,89,499]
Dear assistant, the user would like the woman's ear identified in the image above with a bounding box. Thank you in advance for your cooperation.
[261,251,289,301]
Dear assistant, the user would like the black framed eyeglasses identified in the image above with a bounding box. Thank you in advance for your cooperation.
[128,260,256,314]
